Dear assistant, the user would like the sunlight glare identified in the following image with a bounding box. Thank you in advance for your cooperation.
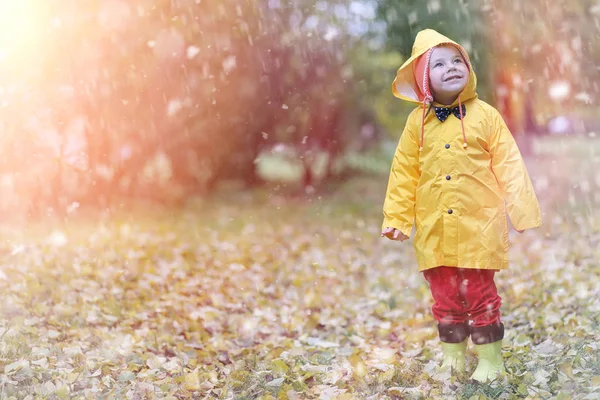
[0,0,47,64]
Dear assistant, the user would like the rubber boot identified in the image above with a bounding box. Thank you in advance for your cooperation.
[440,338,467,373]
[470,340,505,382]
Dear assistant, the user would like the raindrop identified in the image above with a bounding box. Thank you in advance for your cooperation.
[187,45,200,59]
[222,56,237,74]
[548,81,570,101]
[428,0,441,14]
[408,11,418,25]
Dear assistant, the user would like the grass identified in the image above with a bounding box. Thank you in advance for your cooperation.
[0,136,598,399]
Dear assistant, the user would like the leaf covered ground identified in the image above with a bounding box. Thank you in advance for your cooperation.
[0,137,600,399]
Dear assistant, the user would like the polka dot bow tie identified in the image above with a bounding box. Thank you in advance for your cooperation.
[434,104,466,122]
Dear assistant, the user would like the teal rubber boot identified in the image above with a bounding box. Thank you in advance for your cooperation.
[470,340,505,382]
[440,338,468,373]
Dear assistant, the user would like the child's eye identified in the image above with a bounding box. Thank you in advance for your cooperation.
[434,62,443,68]
[454,59,463,64]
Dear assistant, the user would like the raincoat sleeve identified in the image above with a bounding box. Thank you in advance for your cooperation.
[489,110,542,231]
[382,113,420,237]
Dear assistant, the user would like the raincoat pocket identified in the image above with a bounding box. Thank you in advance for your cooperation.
[477,207,508,249]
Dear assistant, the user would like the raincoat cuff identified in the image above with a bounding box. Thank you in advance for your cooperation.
[512,216,542,231]
[381,220,413,238]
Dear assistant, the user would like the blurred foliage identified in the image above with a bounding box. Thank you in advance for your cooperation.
[2,0,600,216]
[0,0,387,216]
[347,45,408,139]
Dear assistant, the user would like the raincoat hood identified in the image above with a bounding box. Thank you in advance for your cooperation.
[392,29,478,106]
[392,29,478,152]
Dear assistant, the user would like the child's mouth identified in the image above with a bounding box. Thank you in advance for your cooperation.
[444,76,462,82]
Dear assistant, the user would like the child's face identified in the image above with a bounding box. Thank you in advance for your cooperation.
[428,45,469,105]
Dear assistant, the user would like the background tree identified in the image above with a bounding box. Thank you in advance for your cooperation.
[0,0,379,217]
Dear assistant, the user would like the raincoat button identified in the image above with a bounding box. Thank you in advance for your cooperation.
[446,175,451,180]
[445,143,450,149]
[448,209,453,214]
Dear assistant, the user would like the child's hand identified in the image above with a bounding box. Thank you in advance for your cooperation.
[381,227,409,241]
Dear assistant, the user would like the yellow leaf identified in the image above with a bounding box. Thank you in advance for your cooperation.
[377,368,395,384]
[183,370,202,391]
[277,387,290,400]
[206,371,219,384]
[55,385,70,399]
[67,372,80,384]
[468,396,485,400]
[389,387,421,397]
[559,362,575,379]
[4,360,28,375]
[268,347,285,359]
[349,354,367,379]
[517,384,529,396]
[335,394,356,400]
[591,376,600,387]
[146,355,165,370]
[272,359,289,374]
[278,385,299,400]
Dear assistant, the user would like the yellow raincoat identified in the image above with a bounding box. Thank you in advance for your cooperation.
[382,29,542,271]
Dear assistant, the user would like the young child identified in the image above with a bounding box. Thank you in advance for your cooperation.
[381,29,542,382]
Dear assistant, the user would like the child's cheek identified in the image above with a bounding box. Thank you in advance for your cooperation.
[430,74,442,91]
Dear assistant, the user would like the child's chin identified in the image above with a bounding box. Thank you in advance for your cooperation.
[439,87,466,99]
[445,81,467,91]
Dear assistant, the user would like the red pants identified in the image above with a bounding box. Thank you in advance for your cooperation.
[423,266,504,344]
